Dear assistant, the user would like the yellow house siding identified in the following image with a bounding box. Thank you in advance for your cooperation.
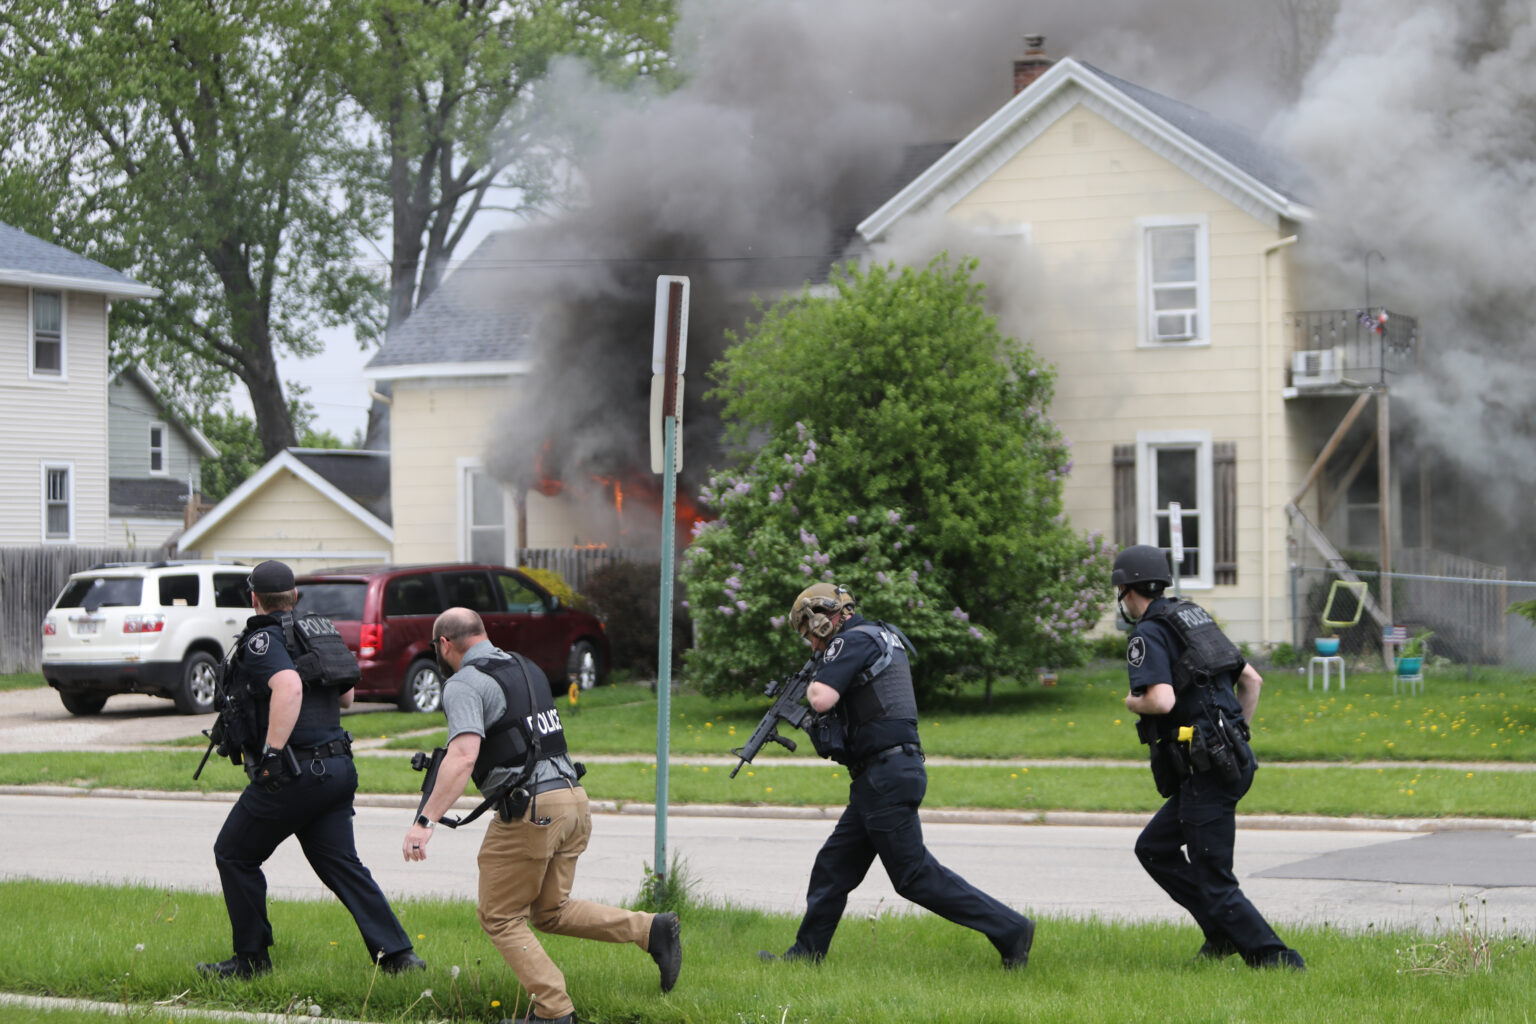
[187,469,388,572]
[936,104,1296,643]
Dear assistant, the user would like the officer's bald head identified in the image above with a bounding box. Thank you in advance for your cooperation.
[432,607,487,652]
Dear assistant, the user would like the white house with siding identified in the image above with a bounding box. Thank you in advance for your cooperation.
[0,221,159,545]
[107,367,218,547]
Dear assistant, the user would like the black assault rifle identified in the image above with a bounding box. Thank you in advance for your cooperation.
[729,659,817,778]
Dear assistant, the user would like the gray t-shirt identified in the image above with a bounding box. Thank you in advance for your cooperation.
[442,640,575,794]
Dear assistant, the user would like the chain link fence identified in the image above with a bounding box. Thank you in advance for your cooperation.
[1289,552,1536,673]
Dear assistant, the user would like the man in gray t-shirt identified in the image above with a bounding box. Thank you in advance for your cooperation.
[401,607,681,1024]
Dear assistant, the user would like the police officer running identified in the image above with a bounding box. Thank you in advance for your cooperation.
[761,583,1037,969]
[1114,545,1304,970]
[198,560,423,979]
[403,607,681,1024]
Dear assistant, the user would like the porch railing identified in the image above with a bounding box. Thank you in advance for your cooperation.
[1287,307,1418,387]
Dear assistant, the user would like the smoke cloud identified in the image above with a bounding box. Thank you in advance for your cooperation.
[1270,0,1536,567]
[480,0,1535,566]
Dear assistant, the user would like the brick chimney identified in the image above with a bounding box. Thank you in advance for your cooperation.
[1013,34,1051,94]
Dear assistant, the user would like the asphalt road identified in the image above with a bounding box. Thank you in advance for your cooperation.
[5,685,1536,939]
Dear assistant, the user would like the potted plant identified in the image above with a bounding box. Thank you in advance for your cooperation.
[1395,629,1433,676]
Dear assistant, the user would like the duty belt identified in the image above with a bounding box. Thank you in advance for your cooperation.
[530,775,580,796]
[294,733,352,760]
[848,742,924,780]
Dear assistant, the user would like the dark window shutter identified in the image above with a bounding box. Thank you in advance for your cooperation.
[1214,442,1237,584]
[1112,444,1136,548]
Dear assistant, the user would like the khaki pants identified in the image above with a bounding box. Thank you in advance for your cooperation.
[476,785,653,1019]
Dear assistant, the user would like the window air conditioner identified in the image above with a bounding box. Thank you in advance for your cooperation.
[1292,347,1343,386]
[1154,311,1197,341]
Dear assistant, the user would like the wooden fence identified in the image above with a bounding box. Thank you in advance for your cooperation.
[515,547,653,592]
[0,546,169,674]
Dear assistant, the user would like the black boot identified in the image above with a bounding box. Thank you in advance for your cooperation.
[1001,918,1037,970]
[379,948,427,974]
[649,911,682,992]
[196,953,271,980]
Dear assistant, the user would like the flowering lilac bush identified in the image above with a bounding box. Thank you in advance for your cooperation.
[680,257,1113,699]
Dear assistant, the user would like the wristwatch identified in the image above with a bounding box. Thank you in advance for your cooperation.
[414,814,435,829]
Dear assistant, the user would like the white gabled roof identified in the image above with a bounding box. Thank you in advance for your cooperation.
[858,57,1311,242]
[179,449,393,549]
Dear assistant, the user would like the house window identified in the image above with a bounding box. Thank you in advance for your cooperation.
[1113,432,1236,588]
[43,463,73,541]
[461,463,509,564]
[1139,217,1209,346]
[32,290,64,377]
[149,422,167,474]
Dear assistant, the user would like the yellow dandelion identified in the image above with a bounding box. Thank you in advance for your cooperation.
[702,766,709,772]
[330,941,338,946]
[832,772,840,779]
[1010,773,1018,779]
[1466,772,1474,779]
[765,787,773,793]
[492,1001,501,1009]
[747,771,755,777]
[1022,767,1029,774]
[705,722,713,728]
[417,933,425,940]
[1114,719,1122,726]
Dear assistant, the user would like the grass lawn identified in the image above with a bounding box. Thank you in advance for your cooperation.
[359,667,1536,764]
[4,750,1534,821]
[0,880,1530,1024]
[0,672,45,692]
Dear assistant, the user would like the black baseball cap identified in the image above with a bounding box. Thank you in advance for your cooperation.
[247,559,296,592]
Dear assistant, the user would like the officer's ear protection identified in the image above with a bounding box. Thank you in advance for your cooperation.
[793,585,853,642]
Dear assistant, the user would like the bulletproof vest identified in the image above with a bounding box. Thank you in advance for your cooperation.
[841,623,919,730]
[469,655,569,789]
[275,611,362,692]
[1137,599,1245,734]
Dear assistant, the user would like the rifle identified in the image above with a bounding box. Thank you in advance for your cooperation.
[729,659,818,778]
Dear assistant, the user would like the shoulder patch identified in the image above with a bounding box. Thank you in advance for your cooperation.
[823,637,845,662]
[247,631,271,656]
[1127,635,1146,668]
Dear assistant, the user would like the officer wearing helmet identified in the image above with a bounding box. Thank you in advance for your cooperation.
[760,583,1037,969]
[1114,544,1304,970]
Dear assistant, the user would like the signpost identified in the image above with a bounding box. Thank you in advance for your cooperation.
[650,275,688,884]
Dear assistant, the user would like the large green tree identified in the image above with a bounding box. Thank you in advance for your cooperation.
[326,0,677,331]
[0,0,380,457]
[681,257,1113,699]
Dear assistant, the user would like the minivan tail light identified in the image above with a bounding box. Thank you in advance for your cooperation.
[360,623,382,658]
[42,619,55,636]
[123,614,165,634]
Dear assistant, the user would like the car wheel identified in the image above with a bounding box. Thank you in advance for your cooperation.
[567,639,603,691]
[59,691,107,716]
[174,651,220,715]
[399,659,444,713]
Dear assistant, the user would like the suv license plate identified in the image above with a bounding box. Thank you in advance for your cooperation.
[76,620,99,635]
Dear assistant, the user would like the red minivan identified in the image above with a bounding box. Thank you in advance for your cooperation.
[293,563,609,713]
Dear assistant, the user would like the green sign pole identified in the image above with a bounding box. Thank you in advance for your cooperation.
[655,412,676,878]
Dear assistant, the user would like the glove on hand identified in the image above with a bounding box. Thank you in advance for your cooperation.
[248,745,294,792]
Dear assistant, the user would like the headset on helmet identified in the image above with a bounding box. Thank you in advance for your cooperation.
[1111,544,1173,587]
[789,583,855,641]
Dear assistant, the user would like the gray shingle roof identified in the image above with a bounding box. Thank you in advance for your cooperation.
[365,231,532,371]
[0,221,156,295]
[290,449,391,524]
[1081,63,1309,203]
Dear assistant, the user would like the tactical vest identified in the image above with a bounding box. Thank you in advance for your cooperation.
[231,611,357,750]
[469,655,568,790]
[840,623,919,731]
[1135,598,1246,737]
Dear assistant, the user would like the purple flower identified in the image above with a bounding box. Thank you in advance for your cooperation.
[876,571,889,584]
[718,605,735,616]
[814,552,830,565]
[769,486,784,503]
[847,515,859,526]
[803,450,817,465]
[735,600,748,612]
[887,509,901,525]
[769,615,785,629]
[725,575,742,591]
[969,626,984,640]
[799,564,813,576]
[952,607,969,622]
[799,528,819,547]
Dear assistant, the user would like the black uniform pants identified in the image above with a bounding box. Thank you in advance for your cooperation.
[1134,758,1287,962]
[792,750,1031,958]
[213,754,411,960]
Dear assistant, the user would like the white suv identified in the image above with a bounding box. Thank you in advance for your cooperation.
[41,561,252,716]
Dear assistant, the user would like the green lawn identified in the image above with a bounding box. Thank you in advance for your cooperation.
[0,881,1530,1024]
[364,667,1536,764]
[0,672,44,692]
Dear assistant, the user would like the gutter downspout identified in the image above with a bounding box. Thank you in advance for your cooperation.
[1260,234,1298,648]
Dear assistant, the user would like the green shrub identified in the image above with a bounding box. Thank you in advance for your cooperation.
[523,567,584,611]
[1267,641,1300,668]
[1087,632,1126,661]
[582,559,688,677]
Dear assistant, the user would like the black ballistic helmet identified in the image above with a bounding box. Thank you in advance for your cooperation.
[1111,545,1173,587]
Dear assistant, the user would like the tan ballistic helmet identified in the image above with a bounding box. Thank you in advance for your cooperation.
[789,583,855,641]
